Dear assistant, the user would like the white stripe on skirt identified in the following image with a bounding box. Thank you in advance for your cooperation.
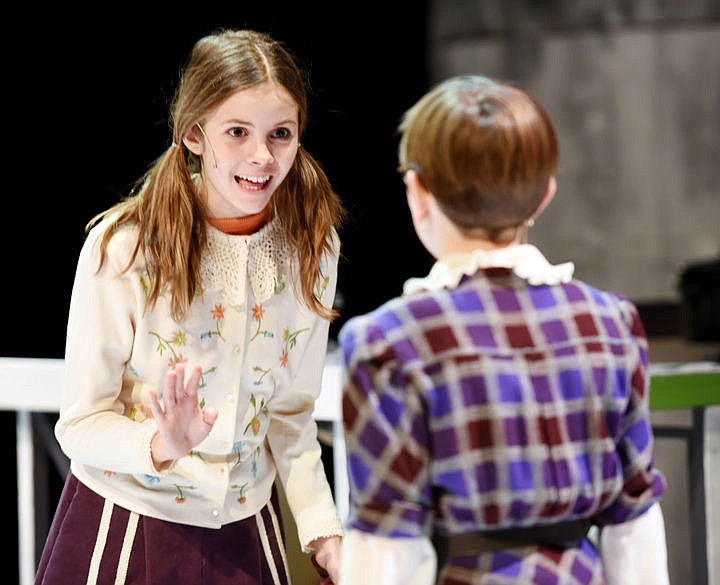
[84,499,138,585]
[267,499,291,582]
[114,511,139,585]
[256,499,291,585]
[86,499,114,585]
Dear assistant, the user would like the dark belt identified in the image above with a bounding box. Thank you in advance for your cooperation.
[434,518,593,560]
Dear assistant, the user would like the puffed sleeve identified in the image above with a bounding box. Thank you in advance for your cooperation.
[339,309,435,536]
[595,297,669,584]
[338,309,437,581]
[594,296,666,525]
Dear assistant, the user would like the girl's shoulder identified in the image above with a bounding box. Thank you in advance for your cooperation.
[83,214,142,270]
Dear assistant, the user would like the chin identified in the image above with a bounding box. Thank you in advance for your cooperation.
[238,199,272,217]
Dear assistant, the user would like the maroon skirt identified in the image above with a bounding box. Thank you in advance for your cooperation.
[35,473,290,585]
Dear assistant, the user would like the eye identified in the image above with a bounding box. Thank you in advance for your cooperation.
[271,127,293,140]
[228,127,248,138]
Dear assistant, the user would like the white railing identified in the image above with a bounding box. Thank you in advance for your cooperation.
[1,353,347,585]
[4,354,719,585]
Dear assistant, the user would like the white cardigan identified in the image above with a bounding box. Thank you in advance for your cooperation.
[56,216,343,549]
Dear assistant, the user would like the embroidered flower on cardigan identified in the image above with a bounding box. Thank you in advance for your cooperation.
[200,304,226,341]
[231,441,244,469]
[232,482,249,504]
[149,329,189,364]
[251,303,274,341]
[174,484,196,504]
[280,327,308,367]
[252,365,271,385]
[198,366,217,391]
[244,394,269,436]
[314,258,330,301]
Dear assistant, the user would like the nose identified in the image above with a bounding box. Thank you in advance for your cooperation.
[248,138,274,165]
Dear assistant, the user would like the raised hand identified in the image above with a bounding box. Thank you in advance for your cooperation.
[148,364,219,469]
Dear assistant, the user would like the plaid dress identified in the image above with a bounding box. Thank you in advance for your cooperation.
[338,247,666,585]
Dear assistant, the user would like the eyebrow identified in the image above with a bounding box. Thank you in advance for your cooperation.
[226,118,298,127]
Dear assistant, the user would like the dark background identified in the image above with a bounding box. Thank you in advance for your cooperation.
[3,7,430,582]
[4,7,431,359]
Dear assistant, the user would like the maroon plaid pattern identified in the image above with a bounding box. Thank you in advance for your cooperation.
[339,268,666,584]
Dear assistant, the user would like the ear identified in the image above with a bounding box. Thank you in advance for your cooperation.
[531,175,557,220]
[404,170,432,225]
[182,127,204,156]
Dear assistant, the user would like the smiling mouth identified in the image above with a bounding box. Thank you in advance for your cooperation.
[235,174,271,190]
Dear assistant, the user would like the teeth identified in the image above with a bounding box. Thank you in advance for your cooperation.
[238,175,269,183]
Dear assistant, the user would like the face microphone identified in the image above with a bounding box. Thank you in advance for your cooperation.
[196,123,219,169]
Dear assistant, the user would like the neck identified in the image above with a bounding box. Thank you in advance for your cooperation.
[207,205,272,235]
[424,208,521,258]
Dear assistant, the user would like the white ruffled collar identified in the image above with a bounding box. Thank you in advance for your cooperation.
[403,244,574,295]
[200,218,289,308]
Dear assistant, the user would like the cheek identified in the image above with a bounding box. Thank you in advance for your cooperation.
[276,145,299,171]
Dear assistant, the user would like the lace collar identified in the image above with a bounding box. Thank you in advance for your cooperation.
[200,217,289,308]
[403,244,574,295]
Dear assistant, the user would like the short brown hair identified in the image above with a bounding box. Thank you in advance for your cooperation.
[398,76,558,239]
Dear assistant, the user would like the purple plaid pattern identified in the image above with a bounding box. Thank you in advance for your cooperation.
[339,268,666,584]
[440,541,604,585]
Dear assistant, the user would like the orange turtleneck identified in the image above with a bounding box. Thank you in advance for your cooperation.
[207,204,273,235]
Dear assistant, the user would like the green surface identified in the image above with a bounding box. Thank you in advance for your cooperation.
[649,372,720,409]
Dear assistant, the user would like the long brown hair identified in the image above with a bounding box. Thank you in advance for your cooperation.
[398,75,557,242]
[88,29,345,321]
